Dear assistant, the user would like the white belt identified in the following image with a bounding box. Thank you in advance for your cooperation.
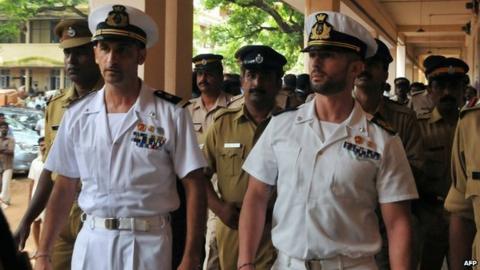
[277,252,375,270]
[81,213,169,232]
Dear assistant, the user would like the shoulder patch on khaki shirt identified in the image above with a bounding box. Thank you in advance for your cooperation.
[214,107,242,121]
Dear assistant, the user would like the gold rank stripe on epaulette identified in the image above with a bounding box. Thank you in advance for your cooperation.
[154,90,185,105]
[67,90,96,108]
[214,106,242,121]
[272,106,298,116]
[369,116,396,135]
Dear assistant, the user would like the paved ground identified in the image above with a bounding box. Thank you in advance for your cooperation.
[3,176,37,257]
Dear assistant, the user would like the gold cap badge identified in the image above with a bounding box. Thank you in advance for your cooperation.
[310,13,331,41]
[105,5,129,27]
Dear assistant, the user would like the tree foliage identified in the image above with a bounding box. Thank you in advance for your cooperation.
[0,0,88,42]
[195,0,304,73]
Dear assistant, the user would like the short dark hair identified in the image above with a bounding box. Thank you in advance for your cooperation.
[0,113,4,117]
[38,137,44,144]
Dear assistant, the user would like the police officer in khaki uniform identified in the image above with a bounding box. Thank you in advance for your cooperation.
[445,96,480,270]
[203,45,286,270]
[416,55,468,270]
[392,77,410,106]
[13,19,103,269]
[354,38,425,270]
[186,54,235,270]
[187,54,235,146]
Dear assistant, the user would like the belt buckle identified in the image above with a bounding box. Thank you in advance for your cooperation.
[104,218,119,230]
[305,260,322,270]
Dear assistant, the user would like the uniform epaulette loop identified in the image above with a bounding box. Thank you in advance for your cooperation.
[154,90,189,107]
[213,107,242,121]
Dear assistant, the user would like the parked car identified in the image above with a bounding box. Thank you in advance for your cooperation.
[0,107,41,173]
[0,106,44,131]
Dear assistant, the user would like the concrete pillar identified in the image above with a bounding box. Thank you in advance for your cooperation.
[143,0,165,91]
[306,0,340,13]
[163,0,193,99]
[396,43,406,78]
[88,0,193,98]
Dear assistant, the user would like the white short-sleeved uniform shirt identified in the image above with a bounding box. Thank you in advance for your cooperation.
[45,82,206,218]
[243,100,418,260]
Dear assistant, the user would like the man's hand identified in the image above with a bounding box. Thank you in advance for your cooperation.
[34,256,52,270]
[177,257,202,270]
[218,202,240,229]
[13,221,31,250]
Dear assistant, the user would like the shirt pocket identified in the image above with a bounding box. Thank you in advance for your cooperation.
[273,144,302,199]
[331,145,378,200]
[193,123,203,133]
[217,146,244,177]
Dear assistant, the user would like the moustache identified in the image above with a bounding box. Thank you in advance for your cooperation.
[311,69,326,77]
[249,88,266,94]
[198,81,209,86]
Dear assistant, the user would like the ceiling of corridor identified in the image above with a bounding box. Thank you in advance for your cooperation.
[284,0,475,60]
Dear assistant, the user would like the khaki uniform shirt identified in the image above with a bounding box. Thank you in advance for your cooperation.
[445,98,480,259]
[418,108,457,199]
[186,91,234,145]
[44,80,103,161]
[376,97,424,175]
[408,90,434,117]
[275,89,303,109]
[203,105,278,270]
[0,136,14,170]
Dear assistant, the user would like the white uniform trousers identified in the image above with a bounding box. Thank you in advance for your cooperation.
[272,252,378,270]
[72,218,172,270]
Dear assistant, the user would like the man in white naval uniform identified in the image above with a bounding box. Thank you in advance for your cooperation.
[237,12,418,270]
[35,4,207,270]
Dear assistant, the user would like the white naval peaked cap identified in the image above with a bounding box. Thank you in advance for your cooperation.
[302,11,377,58]
[89,4,159,48]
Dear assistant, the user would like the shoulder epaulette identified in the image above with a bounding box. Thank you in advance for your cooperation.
[384,98,414,115]
[154,90,189,108]
[214,106,242,121]
[273,106,298,116]
[460,97,480,118]
[228,94,244,105]
[410,90,424,97]
[416,112,432,120]
[369,115,396,136]
[47,89,66,105]
[67,90,96,108]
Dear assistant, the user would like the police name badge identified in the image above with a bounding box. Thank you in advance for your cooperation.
[131,122,166,150]
[224,143,241,148]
